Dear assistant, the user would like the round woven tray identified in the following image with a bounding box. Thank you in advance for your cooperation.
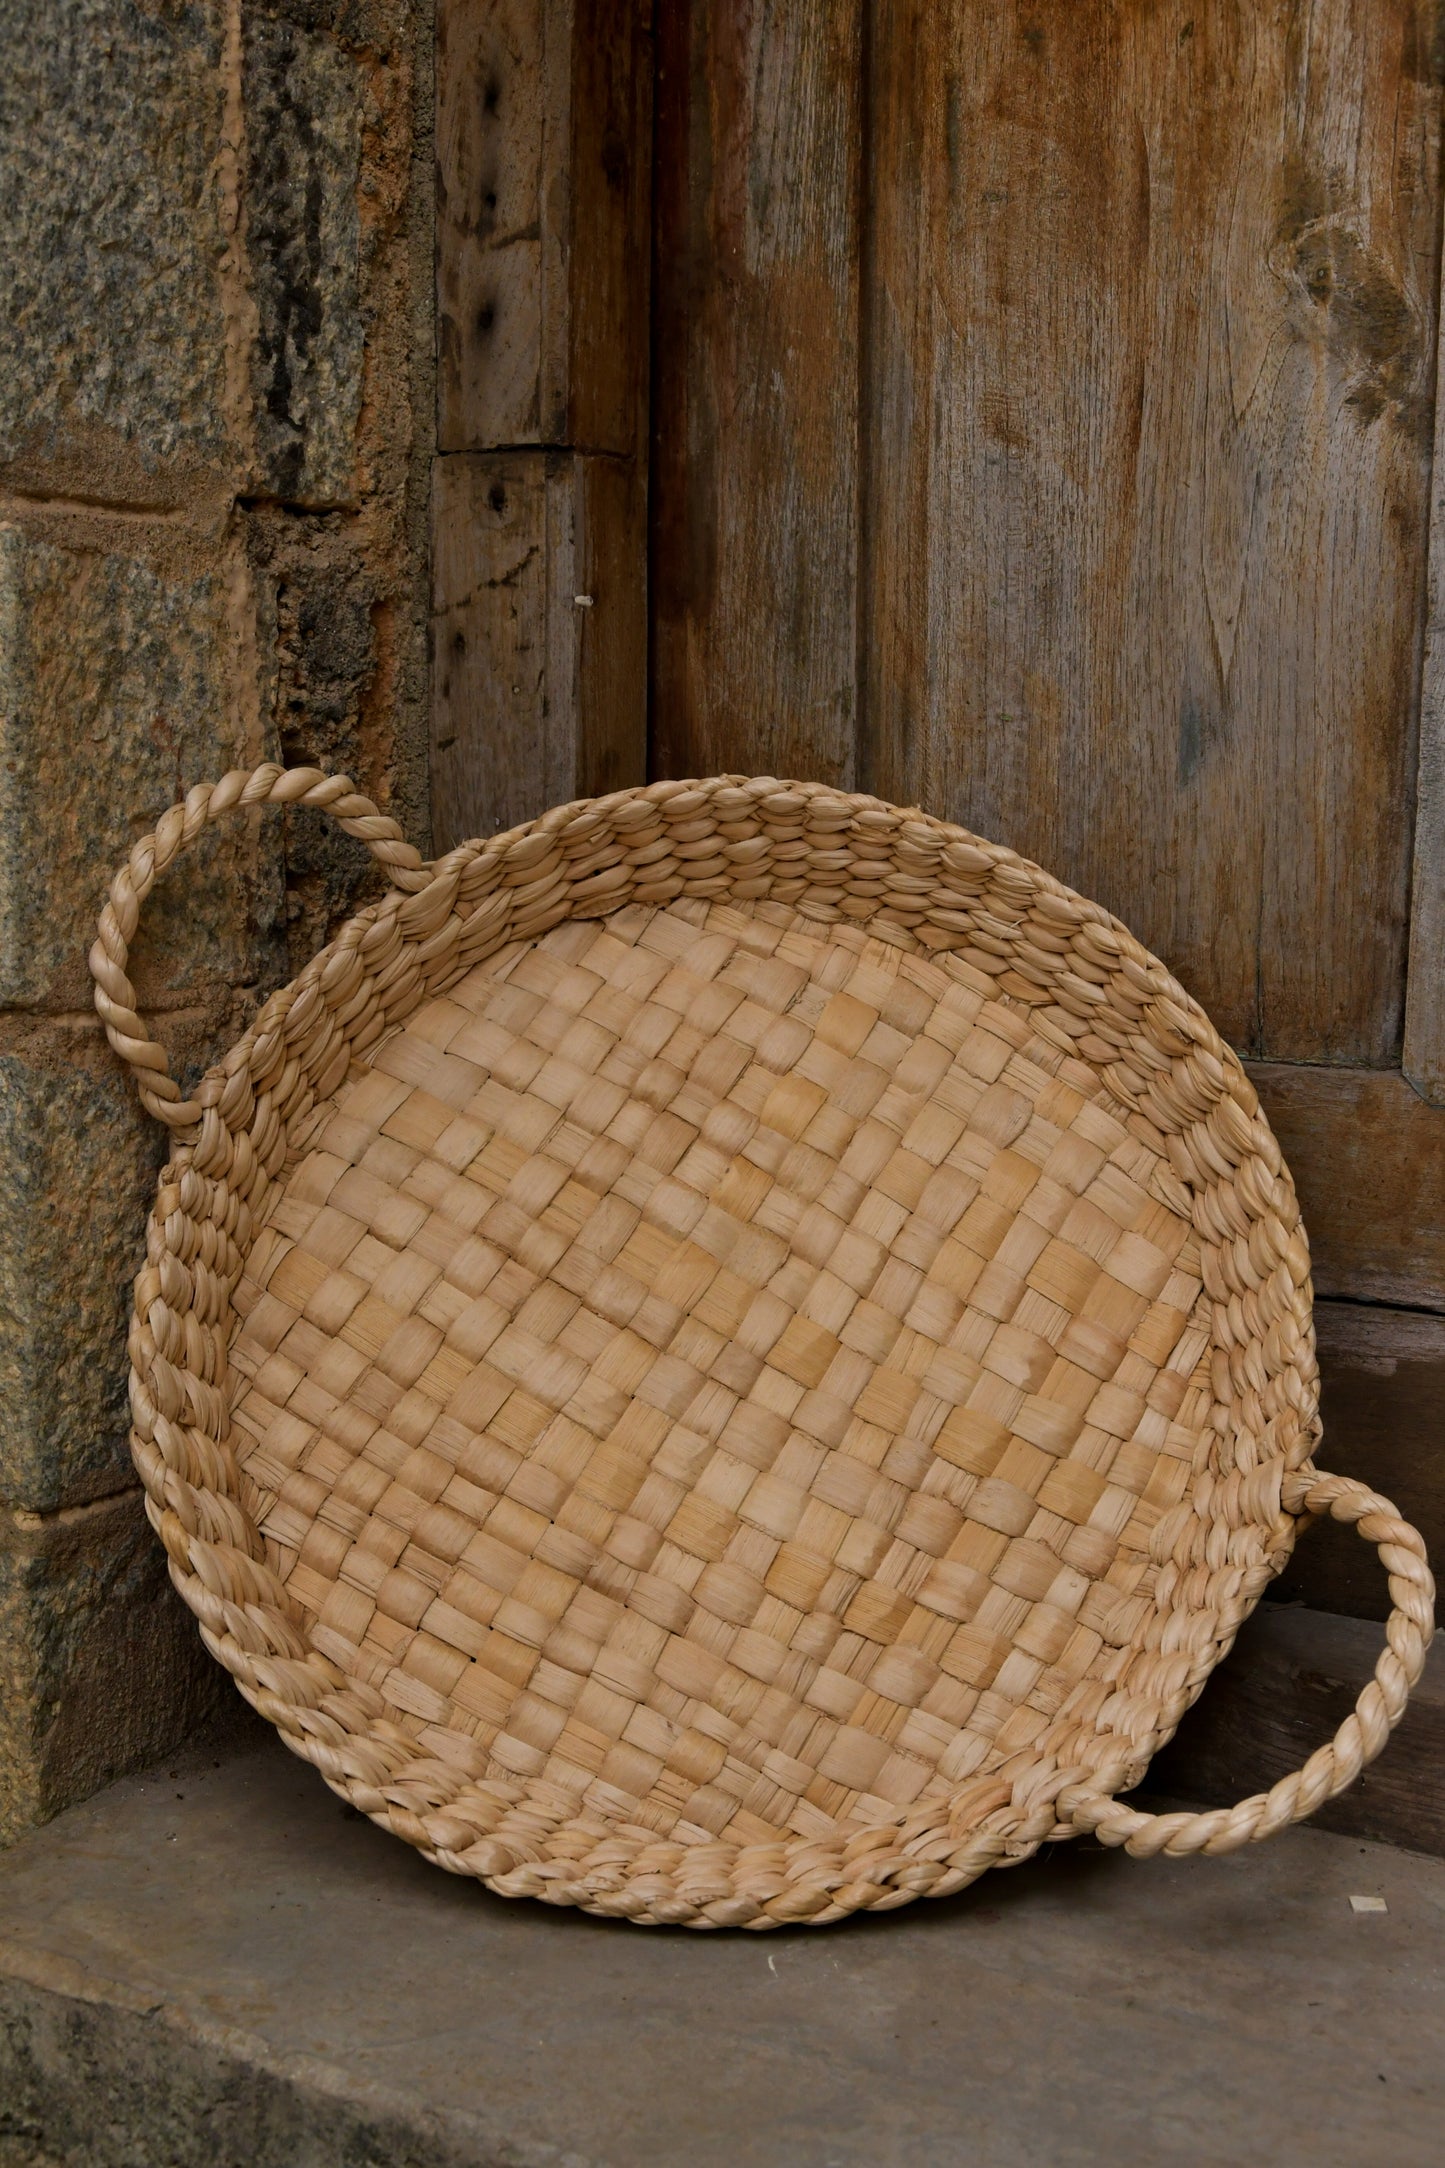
[91,767,1434,1927]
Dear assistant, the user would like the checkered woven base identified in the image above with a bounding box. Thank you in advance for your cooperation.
[91,769,1434,1926]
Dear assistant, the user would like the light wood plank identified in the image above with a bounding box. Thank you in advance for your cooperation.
[866,0,1443,1066]
[430,451,645,846]
[1249,1062,1445,1308]
[649,0,862,785]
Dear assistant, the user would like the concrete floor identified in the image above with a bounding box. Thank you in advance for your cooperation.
[1,1709,1442,2168]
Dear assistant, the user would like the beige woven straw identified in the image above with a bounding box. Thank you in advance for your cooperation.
[91,766,1434,1927]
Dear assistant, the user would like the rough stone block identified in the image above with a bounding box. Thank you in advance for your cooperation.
[0,516,287,1012]
[0,0,231,473]
[0,0,373,505]
[243,9,364,505]
[0,1043,195,1515]
[244,506,392,967]
[0,1489,224,1846]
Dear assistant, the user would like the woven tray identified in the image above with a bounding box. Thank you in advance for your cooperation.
[91,767,1434,1927]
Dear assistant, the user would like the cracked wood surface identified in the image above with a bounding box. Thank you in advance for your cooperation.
[430,450,644,843]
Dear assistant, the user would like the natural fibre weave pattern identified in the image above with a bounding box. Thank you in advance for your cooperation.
[231,903,1213,1844]
[92,767,1435,1927]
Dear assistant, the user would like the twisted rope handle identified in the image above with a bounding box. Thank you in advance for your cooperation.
[89,765,430,1129]
[1058,1469,1435,1856]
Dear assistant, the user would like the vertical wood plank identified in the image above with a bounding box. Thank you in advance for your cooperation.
[1405,203,1445,1106]
[564,452,648,800]
[566,0,654,456]
[431,451,646,844]
[433,0,651,845]
[433,454,558,837]
[437,0,652,454]
[437,0,550,450]
[650,0,862,786]
[865,0,1443,1066]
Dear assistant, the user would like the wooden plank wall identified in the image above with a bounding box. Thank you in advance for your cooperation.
[649,0,1445,1311]
[865,0,1439,1071]
[432,0,652,849]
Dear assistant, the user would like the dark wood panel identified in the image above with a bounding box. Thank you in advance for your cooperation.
[650,0,862,785]
[1405,202,1445,1106]
[430,451,645,845]
[866,0,1443,1067]
[437,0,652,455]
[1145,1605,1445,1858]
[1249,1062,1445,1309]
[566,0,654,456]
[1274,1303,1445,1622]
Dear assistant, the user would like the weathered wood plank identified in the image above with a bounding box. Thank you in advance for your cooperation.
[565,0,654,456]
[437,0,652,454]
[433,0,650,846]
[438,0,548,450]
[1248,1062,1445,1309]
[1405,196,1445,1106]
[1144,1605,1445,1859]
[432,453,556,838]
[866,0,1443,1067]
[430,451,645,846]
[565,453,648,805]
[649,0,862,785]
[1273,1302,1445,1623]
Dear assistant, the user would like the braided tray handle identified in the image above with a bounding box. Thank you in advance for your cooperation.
[89,765,430,1129]
[1058,1468,1435,1855]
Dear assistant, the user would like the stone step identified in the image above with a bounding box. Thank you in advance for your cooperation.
[2,1673,1444,2168]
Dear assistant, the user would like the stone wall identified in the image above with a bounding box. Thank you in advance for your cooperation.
[0,0,433,1842]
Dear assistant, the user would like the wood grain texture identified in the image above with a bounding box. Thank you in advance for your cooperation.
[430,451,645,846]
[565,0,654,454]
[1146,1605,1445,1858]
[865,0,1443,1067]
[649,0,862,785]
[1406,194,1445,1105]
[437,0,652,453]
[1272,1302,1445,1622]
[433,0,650,848]
[1249,1061,1445,1307]
[438,0,549,449]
